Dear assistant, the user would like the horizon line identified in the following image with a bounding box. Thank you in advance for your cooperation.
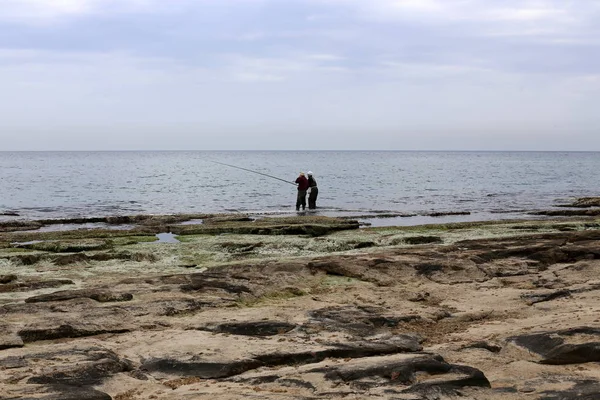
[1,149,599,153]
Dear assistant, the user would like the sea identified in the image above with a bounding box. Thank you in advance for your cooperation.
[1,151,598,226]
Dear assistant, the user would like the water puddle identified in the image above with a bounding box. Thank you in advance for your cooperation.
[155,232,180,243]
[25,223,135,233]
[359,211,536,227]
[11,240,45,247]
[178,219,204,225]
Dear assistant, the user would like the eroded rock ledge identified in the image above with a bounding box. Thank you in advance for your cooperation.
[1,217,600,399]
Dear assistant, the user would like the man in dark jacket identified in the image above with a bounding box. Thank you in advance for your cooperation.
[295,172,309,211]
[307,171,318,209]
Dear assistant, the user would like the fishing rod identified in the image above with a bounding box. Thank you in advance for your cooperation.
[208,160,297,186]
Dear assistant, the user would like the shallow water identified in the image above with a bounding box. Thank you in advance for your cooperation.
[177,219,204,225]
[358,211,545,227]
[11,240,44,246]
[27,223,135,233]
[1,151,598,222]
[155,232,180,243]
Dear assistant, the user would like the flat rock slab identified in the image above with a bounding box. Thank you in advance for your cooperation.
[540,380,600,400]
[3,220,600,399]
[507,327,600,364]
[521,289,571,305]
[116,329,422,380]
[0,333,24,350]
[5,387,113,400]
[196,320,297,336]
[0,279,74,293]
[229,353,490,398]
[0,344,128,400]
[305,305,421,337]
[25,289,133,304]
[18,323,132,343]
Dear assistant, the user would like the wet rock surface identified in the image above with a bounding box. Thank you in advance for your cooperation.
[1,215,600,399]
[537,196,600,216]
[563,197,600,208]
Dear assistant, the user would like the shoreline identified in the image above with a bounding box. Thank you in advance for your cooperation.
[2,200,600,398]
[1,197,598,232]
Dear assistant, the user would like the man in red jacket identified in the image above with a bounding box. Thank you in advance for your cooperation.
[295,172,309,211]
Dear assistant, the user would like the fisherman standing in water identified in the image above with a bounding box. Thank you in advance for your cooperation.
[295,172,309,211]
[307,171,318,209]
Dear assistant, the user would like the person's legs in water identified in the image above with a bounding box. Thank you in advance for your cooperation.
[296,190,307,210]
[308,187,319,209]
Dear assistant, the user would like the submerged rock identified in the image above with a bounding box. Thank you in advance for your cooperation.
[427,211,471,217]
[534,209,600,216]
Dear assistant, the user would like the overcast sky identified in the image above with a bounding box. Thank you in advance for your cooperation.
[1,0,599,150]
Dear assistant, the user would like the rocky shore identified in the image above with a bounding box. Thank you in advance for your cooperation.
[2,205,600,399]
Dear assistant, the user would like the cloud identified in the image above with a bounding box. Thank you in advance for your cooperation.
[221,53,349,83]
[488,6,568,22]
[322,0,597,39]
[0,0,600,149]
[1,0,104,21]
[5,0,95,15]
[0,0,171,23]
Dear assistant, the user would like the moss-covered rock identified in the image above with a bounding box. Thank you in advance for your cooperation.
[399,236,443,245]
[13,239,111,253]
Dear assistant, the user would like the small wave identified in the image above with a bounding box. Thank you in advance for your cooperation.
[140,174,168,179]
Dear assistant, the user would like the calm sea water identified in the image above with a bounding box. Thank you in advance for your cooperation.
[1,151,598,224]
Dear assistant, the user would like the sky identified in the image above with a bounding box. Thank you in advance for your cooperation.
[1,0,599,151]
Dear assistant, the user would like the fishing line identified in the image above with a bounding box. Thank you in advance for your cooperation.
[207,160,297,186]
